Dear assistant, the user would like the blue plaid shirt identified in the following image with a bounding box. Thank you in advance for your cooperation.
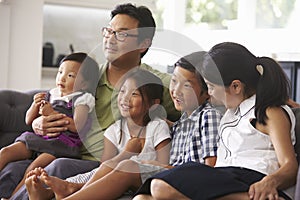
[170,102,221,166]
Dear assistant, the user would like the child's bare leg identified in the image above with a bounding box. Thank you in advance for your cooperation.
[150,179,190,200]
[132,194,155,200]
[11,153,56,196]
[39,169,84,200]
[0,141,31,171]
[25,168,55,200]
[64,160,142,200]
[83,159,117,188]
[215,193,249,200]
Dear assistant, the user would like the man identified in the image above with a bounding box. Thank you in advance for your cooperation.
[0,3,180,199]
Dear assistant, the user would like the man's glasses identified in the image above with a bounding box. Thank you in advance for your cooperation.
[101,27,138,42]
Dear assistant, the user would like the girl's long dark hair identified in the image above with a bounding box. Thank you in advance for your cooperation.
[117,68,164,143]
[202,42,290,124]
[255,56,290,124]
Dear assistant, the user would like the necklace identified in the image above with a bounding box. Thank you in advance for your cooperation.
[131,126,145,138]
[118,118,145,143]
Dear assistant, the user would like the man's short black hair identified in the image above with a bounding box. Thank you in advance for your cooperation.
[111,3,156,57]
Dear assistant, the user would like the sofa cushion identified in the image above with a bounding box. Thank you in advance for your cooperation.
[0,90,38,148]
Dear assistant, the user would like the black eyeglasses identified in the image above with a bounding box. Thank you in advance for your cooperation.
[101,27,138,42]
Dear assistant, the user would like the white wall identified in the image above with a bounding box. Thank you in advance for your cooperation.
[0,2,10,88]
[43,4,110,66]
[0,0,44,91]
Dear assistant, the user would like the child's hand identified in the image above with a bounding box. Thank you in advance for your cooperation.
[33,93,46,107]
[164,118,174,128]
[124,138,144,154]
[248,176,279,200]
[39,100,55,116]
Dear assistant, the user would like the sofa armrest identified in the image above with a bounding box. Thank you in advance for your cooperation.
[0,90,44,148]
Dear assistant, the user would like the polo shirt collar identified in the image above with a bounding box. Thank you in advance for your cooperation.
[97,62,147,87]
[98,62,109,87]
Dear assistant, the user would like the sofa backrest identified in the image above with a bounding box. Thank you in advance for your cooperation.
[0,90,43,148]
[293,108,300,163]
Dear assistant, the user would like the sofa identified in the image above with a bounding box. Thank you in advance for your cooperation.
[0,89,43,148]
[1,89,300,198]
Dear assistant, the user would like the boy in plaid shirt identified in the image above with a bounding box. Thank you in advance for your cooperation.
[134,51,222,196]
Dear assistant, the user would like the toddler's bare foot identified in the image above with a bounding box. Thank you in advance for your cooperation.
[25,170,53,200]
[40,172,82,200]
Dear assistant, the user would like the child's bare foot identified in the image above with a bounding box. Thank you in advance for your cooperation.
[39,171,83,200]
[25,169,53,200]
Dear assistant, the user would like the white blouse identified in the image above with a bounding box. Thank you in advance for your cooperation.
[104,117,171,162]
[215,95,296,176]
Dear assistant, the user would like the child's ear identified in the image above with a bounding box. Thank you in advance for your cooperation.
[230,80,242,94]
[149,99,161,110]
[198,91,210,105]
[153,98,161,105]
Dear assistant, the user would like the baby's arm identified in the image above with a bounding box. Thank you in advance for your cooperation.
[67,93,95,133]
[25,92,46,125]
[67,104,89,133]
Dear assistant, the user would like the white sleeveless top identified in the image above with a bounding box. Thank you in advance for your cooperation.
[215,95,296,198]
[215,95,296,172]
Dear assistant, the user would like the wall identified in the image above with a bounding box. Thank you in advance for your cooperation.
[1,0,299,93]
[0,2,10,89]
[0,0,44,91]
[42,4,110,66]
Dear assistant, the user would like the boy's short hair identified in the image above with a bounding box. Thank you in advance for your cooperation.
[174,51,208,92]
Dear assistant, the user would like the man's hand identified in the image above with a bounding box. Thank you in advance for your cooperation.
[32,113,69,138]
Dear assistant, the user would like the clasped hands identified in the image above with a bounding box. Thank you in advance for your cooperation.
[123,137,144,154]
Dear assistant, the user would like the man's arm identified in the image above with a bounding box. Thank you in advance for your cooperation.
[32,114,69,137]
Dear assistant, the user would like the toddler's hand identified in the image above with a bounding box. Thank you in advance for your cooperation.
[39,100,55,116]
[33,92,46,107]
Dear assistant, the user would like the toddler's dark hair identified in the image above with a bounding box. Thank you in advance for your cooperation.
[60,52,99,96]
